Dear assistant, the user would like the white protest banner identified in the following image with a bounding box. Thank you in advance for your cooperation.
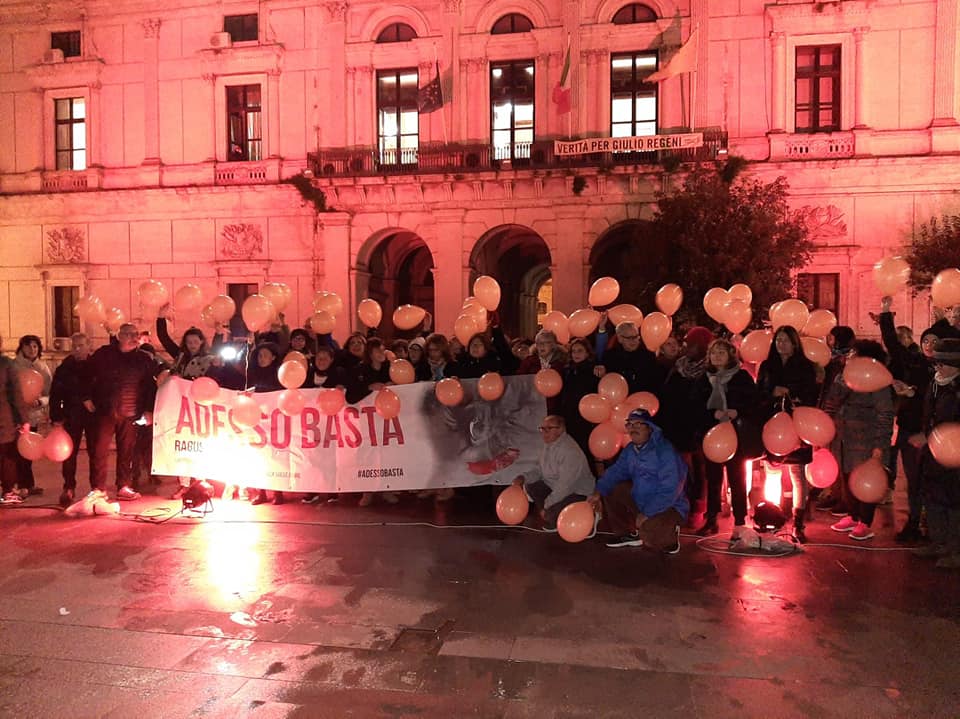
[152,376,546,493]
[554,133,703,156]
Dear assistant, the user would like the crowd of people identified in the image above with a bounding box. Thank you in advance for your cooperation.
[1,298,959,567]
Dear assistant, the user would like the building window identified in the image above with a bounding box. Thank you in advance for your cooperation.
[612,4,658,24]
[51,31,81,58]
[224,14,258,43]
[491,14,534,34]
[797,273,840,316]
[491,60,534,161]
[376,23,417,43]
[611,53,658,138]
[226,85,262,161]
[795,45,841,133]
[53,286,81,338]
[55,97,86,170]
[377,70,419,166]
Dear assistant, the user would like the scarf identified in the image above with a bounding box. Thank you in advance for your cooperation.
[706,364,741,411]
[428,359,446,381]
[674,356,707,380]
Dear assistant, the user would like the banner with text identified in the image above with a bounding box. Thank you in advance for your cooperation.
[152,376,546,492]
[554,133,703,156]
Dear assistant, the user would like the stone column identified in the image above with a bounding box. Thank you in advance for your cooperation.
[419,61,435,144]
[932,0,960,125]
[322,2,348,147]
[201,73,216,161]
[769,31,786,133]
[345,67,356,146]
[442,0,462,141]
[88,82,102,167]
[853,27,869,128]
[267,68,281,158]
[318,212,353,338]
[431,209,467,334]
[142,18,161,164]
[356,66,374,147]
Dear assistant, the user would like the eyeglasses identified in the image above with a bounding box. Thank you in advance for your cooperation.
[538,425,561,432]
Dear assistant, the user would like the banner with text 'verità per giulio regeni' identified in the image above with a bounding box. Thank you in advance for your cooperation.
[152,376,546,492]
[553,133,703,156]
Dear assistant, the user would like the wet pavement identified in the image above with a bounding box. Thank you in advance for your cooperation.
[1,458,959,718]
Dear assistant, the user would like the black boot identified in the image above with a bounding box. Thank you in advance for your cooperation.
[793,509,807,544]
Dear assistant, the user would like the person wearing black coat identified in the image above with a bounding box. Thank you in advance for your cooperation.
[693,339,762,536]
[245,342,285,505]
[49,333,95,506]
[559,338,600,466]
[756,325,820,540]
[306,344,350,389]
[447,333,502,379]
[595,321,665,397]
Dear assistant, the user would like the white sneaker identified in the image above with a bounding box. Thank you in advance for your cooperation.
[2,491,23,504]
[116,487,141,501]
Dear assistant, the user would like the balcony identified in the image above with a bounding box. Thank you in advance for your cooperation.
[308,130,728,178]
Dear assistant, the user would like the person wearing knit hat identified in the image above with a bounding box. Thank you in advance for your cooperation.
[683,327,714,356]
[932,337,960,367]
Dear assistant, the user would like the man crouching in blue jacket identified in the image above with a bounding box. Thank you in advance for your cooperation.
[587,409,689,554]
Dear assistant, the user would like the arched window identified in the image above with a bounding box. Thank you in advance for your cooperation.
[491,13,534,34]
[611,4,657,24]
[376,23,417,43]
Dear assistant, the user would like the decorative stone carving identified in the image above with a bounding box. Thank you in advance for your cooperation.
[323,2,348,21]
[142,18,161,39]
[442,0,462,12]
[45,226,86,263]
[798,205,848,244]
[219,223,264,259]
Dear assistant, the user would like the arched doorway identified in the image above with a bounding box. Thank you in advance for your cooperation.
[589,220,667,310]
[358,230,435,339]
[470,224,551,340]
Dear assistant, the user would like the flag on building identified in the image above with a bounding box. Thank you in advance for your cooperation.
[646,28,699,82]
[418,61,444,113]
[551,43,572,115]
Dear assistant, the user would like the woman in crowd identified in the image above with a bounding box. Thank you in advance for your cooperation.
[337,333,367,372]
[823,340,896,541]
[13,335,52,496]
[448,333,501,379]
[247,342,285,505]
[559,338,599,466]
[287,328,315,365]
[0,334,29,504]
[389,339,409,361]
[693,338,761,537]
[418,333,453,382]
[656,335,681,373]
[306,344,350,389]
[756,325,819,542]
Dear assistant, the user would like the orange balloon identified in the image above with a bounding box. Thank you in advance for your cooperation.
[384,350,396,362]
[792,406,836,447]
[261,282,290,312]
[640,312,672,352]
[241,294,275,332]
[357,298,383,328]
[232,394,262,427]
[318,388,346,415]
[655,284,683,316]
[588,277,620,307]
[454,314,482,347]
[278,360,307,389]
[609,402,631,427]
[190,376,220,404]
[393,304,427,331]
[626,391,659,417]
[496,485,530,525]
[138,279,169,308]
[703,287,731,323]
[803,309,837,338]
[435,378,464,406]
[284,351,308,370]
[19,368,44,404]
[534,369,562,397]
[104,307,126,333]
[557,501,597,543]
[762,411,801,456]
[309,310,337,335]
[849,458,889,503]
[728,283,753,305]
[805,448,839,488]
[740,330,772,363]
[567,309,601,338]
[724,299,752,335]
[210,295,236,323]
[607,304,643,327]
[17,431,44,461]
[929,422,960,468]
[312,290,343,316]
[473,275,501,312]
[598,373,628,403]
[199,305,218,329]
[478,372,505,401]
[579,393,612,424]
[374,388,401,418]
[872,256,911,296]
[277,388,306,416]
[843,357,893,393]
[75,295,105,323]
[931,268,960,308]
[173,283,203,312]
[589,422,623,460]
[42,426,74,462]
[389,359,415,385]
[541,311,569,344]
[703,422,738,463]
[770,299,809,331]
[801,336,831,366]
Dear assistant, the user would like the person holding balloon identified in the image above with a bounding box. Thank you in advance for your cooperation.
[594,322,665,398]
[335,333,367,373]
[587,409,688,553]
[821,340,896,541]
[418,333,455,383]
[48,333,96,507]
[0,337,29,505]
[12,335,52,496]
[693,339,763,537]
[559,338,600,465]
[447,333,502,379]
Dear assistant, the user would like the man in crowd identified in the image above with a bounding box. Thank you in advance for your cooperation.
[84,323,159,501]
[512,415,596,531]
[596,321,666,396]
[49,332,94,507]
[587,409,688,553]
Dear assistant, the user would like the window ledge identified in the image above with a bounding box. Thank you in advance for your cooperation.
[40,168,101,192]
[24,57,104,90]
[769,131,855,161]
[199,42,284,75]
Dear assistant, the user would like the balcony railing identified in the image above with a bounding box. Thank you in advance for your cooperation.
[309,130,728,178]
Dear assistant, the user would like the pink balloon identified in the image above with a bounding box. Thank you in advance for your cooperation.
[241,294,275,332]
[19,368,44,404]
[770,299,809,331]
[849,458,889,504]
[929,422,960,468]
[42,426,74,462]
[567,309,601,338]
[454,314,482,347]
[389,359,415,385]
[478,372,505,401]
[260,282,290,312]
[557,501,597,543]
[496,485,530,525]
[588,277,620,307]
[357,299,383,328]
[589,422,623,460]
[801,336,831,366]
[740,330,772,363]
[843,357,893,393]
[75,295,106,324]
[393,304,427,331]
[607,304,644,327]
[374,388,401,418]
[318,388,346,415]
[728,283,753,305]
[873,257,911,296]
[190,376,220,404]
[640,312,672,352]
[762,411,801,456]
[174,284,204,311]
[579,394,612,424]
[792,406,836,447]
[541,311,569,344]
[284,351,308,370]
[17,432,44,461]
[625,391,659,417]
[473,275,501,312]
[232,394,262,428]
[309,310,337,335]
[931,268,960,308]
[703,422,738,463]
[803,309,837,338]
[104,307,126,333]
[534,369,562,398]
[436,378,465,407]
[703,287,731,322]
[724,299,752,335]
[805,448,839,488]
[312,290,344,316]
[277,389,306,416]
[598,372,628,403]
[138,280,169,308]
[278,360,307,390]
[655,284,683,316]
[209,295,236,323]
